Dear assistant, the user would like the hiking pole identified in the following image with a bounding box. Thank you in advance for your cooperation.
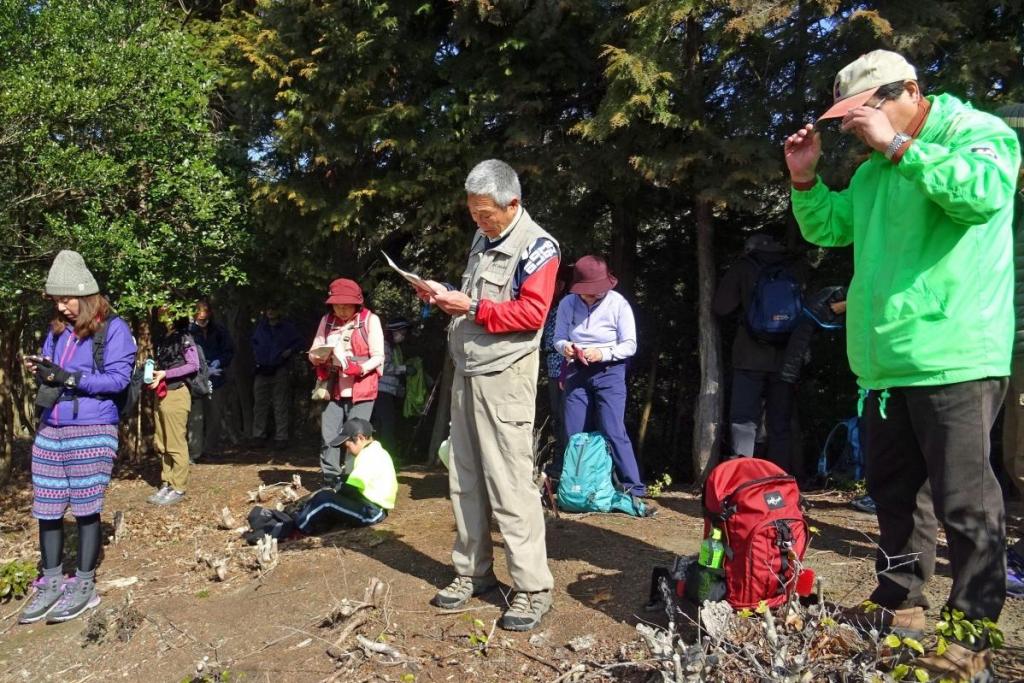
[403,373,440,462]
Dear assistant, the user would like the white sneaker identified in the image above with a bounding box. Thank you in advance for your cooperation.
[146,485,171,504]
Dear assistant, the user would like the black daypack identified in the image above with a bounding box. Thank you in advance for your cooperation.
[183,335,214,398]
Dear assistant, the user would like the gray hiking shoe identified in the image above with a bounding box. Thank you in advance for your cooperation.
[18,575,65,624]
[147,484,171,504]
[499,590,552,631]
[46,577,100,623]
[431,575,498,609]
[156,490,185,506]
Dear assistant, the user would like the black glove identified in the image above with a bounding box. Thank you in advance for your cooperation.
[34,359,80,389]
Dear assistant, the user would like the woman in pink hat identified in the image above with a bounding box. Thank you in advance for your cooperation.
[309,278,384,487]
[552,255,645,497]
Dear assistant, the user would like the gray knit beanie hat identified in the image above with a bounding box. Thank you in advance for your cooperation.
[45,250,99,296]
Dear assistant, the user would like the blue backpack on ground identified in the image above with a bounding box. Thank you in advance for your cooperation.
[745,262,802,344]
[817,417,864,483]
[556,432,647,516]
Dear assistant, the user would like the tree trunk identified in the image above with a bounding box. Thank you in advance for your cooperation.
[0,306,31,485]
[636,341,660,460]
[610,198,637,294]
[692,200,722,481]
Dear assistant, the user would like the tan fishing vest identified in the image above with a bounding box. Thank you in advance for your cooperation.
[448,209,558,376]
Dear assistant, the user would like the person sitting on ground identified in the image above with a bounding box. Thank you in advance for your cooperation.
[20,250,137,625]
[251,306,304,450]
[148,311,199,506]
[295,418,397,533]
[243,418,396,543]
[309,279,384,488]
[188,297,235,463]
[552,255,645,497]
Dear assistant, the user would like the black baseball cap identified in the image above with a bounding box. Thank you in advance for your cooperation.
[329,417,374,447]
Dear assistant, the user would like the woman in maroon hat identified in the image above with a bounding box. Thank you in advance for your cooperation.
[309,278,384,487]
[552,255,645,497]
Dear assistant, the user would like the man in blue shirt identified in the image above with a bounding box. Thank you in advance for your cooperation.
[251,307,304,449]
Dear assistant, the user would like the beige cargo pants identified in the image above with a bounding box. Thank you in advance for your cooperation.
[155,385,192,492]
[448,351,553,592]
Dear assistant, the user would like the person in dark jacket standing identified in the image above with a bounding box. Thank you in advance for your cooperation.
[713,234,800,473]
[997,103,1024,596]
[187,298,235,462]
[376,318,411,452]
[20,251,136,624]
[251,307,304,449]
[998,103,1024,502]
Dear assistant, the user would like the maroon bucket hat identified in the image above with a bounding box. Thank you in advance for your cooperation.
[570,255,618,296]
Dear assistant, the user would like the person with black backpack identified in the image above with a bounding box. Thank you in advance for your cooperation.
[20,251,137,625]
[713,234,804,474]
[147,311,202,506]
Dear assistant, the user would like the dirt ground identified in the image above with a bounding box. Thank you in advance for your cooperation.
[1,442,1022,683]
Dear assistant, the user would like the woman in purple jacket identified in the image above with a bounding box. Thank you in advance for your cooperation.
[20,251,137,625]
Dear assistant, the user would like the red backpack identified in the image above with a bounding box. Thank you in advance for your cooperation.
[702,458,808,609]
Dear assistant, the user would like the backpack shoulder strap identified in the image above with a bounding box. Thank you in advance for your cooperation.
[355,309,372,346]
[91,317,114,373]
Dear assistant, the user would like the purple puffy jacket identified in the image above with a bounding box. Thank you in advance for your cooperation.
[39,317,137,427]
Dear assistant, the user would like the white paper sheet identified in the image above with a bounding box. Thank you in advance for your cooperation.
[381,251,429,290]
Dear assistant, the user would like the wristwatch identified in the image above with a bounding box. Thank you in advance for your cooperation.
[468,299,479,319]
[885,132,912,161]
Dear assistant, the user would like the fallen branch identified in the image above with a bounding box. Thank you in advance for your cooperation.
[325,614,369,659]
[355,634,405,662]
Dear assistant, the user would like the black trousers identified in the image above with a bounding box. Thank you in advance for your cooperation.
[728,369,796,473]
[863,378,1007,622]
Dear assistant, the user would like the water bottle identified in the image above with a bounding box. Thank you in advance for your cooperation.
[698,528,725,569]
[695,528,726,602]
[143,358,155,384]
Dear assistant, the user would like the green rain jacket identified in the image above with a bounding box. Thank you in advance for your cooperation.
[792,93,1022,390]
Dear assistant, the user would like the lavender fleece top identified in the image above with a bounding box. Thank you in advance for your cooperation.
[553,290,638,363]
[39,317,137,427]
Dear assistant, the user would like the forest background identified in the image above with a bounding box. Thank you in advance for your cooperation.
[1,0,1021,486]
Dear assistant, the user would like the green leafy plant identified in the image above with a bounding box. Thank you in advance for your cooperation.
[646,473,673,498]
[463,615,490,648]
[935,607,1004,651]
[0,559,36,602]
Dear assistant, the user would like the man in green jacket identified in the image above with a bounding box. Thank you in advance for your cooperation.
[785,50,1020,680]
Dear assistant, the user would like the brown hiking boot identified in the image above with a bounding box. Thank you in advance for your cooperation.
[841,603,926,638]
[916,642,993,682]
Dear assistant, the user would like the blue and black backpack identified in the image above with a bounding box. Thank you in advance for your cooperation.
[745,262,802,344]
[556,432,647,517]
[817,417,864,483]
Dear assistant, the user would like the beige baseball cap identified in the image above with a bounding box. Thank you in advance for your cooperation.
[818,50,918,120]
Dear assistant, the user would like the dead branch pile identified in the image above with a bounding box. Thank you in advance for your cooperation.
[577,579,906,683]
[317,576,418,680]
